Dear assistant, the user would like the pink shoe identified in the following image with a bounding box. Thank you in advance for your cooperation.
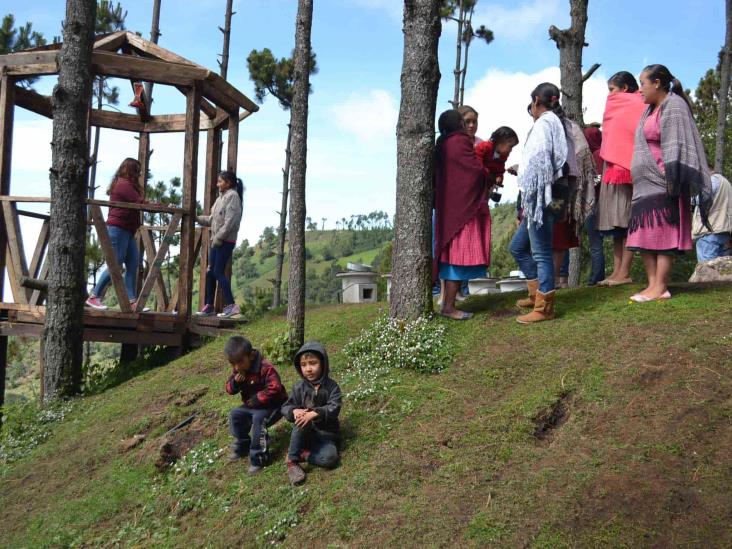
[85,296,107,310]
[630,294,651,303]
[656,290,671,300]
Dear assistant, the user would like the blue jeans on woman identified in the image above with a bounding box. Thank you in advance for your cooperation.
[585,213,606,285]
[696,233,732,262]
[92,225,139,299]
[509,209,557,293]
[205,241,235,306]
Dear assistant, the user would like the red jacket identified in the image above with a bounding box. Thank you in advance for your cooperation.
[474,140,509,181]
[107,177,143,233]
[225,352,288,408]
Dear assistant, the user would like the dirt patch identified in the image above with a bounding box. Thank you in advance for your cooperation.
[491,309,517,319]
[174,386,209,407]
[533,392,572,442]
[135,411,221,471]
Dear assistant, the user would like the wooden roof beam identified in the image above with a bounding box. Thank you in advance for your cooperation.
[90,51,208,86]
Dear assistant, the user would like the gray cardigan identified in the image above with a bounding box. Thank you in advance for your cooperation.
[197,188,242,246]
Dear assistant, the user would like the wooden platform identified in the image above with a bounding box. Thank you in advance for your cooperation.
[0,303,246,345]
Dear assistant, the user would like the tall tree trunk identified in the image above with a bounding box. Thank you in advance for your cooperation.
[451,0,464,108]
[715,0,732,173]
[548,0,588,126]
[550,0,589,287]
[219,0,234,80]
[43,0,96,401]
[390,0,441,320]
[273,124,292,308]
[287,0,313,347]
[144,0,162,102]
[458,6,474,106]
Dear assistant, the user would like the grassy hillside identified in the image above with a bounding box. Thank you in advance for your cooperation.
[3,282,732,548]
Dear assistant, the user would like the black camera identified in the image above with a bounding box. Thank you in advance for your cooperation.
[490,192,502,203]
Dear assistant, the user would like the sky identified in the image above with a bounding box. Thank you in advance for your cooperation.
[4,0,728,247]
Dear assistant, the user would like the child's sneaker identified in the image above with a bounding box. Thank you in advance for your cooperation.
[217,303,241,318]
[129,299,150,312]
[248,463,263,475]
[287,460,306,485]
[85,296,107,310]
[195,304,215,317]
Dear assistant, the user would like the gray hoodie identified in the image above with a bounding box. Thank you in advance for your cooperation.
[281,341,342,441]
[196,188,242,246]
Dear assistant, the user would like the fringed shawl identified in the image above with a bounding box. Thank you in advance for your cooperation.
[566,120,597,233]
[433,131,488,280]
[518,111,568,228]
[630,94,713,231]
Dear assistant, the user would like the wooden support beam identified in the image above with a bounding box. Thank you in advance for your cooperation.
[140,229,169,310]
[204,73,259,113]
[4,249,23,303]
[134,213,181,312]
[199,127,222,305]
[226,110,239,172]
[201,81,239,113]
[91,51,208,86]
[17,209,50,220]
[0,51,58,76]
[168,229,201,314]
[91,109,146,132]
[177,82,201,319]
[88,205,132,312]
[29,259,49,306]
[92,31,128,52]
[2,201,30,303]
[0,73,14,307]
[87,198,183,214]
[28,219,49,278]
[125,32,202,66]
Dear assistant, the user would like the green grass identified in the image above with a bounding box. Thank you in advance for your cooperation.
[3,282,732,548]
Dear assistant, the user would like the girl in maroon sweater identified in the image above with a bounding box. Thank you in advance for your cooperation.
[86,158,144,310]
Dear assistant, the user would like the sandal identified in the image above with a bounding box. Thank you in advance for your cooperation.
[440,311,473,321]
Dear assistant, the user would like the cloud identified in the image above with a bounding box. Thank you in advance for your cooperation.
[473,0,562,42]
[463,66,608,202]
[330,89,398,145]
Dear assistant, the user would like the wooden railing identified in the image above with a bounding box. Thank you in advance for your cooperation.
[0,195,201,315]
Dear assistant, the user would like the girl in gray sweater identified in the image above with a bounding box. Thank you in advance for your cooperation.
[196,171,243,317]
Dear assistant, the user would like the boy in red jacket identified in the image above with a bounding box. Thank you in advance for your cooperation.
[474,126,519,192]
[224,336,288,474]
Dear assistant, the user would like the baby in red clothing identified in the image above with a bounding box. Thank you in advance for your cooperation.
[474,126,519,199]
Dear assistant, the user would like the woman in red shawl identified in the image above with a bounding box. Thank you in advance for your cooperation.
[434,109,489,320]
[597,71,646,286]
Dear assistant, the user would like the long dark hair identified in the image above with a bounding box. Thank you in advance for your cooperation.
[219,170,244,204]
[490,126,519,147]
[530,82,565,120]
[435,109,465,155]
[642,64,693,111]
[108,157,142,196]
[608,71,639,92]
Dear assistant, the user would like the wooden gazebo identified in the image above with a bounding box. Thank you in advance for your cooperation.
[0,31,259,365]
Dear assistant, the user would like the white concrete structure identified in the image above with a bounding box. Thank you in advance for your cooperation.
[336,271,379,303]
[496,278,528,293]
[467,278,500,295]
[383,274,392,302]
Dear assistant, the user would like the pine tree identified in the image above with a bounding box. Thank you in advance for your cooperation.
[0,14,48,88]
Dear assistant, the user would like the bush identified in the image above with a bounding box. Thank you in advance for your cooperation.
[261,333,299,371]
[342,315,452,400]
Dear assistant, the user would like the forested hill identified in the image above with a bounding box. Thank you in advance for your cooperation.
[232,203,521,309]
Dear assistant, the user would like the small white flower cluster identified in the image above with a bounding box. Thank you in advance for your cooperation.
[0,401,74,466]
[172,441,224,476]
[342,315,452,401]
[257,510,300,546]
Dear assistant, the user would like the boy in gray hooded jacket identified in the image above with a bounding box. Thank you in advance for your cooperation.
[281,341,342,485]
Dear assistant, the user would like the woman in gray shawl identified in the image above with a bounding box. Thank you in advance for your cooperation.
[627,64,713,302]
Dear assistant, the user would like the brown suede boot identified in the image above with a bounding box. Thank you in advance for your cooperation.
[516,290,555,324]
[515,279,539,308]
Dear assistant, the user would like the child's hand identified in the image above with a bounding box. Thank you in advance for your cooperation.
[507,164,518,176]
[295,410,318,428]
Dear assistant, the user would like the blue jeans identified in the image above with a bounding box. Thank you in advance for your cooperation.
[205,241,235,306]
[696,233,732,262]
[585,213,606,285]
[287,425,339,468]
[93,225,139,299]
[509,210,557,293]
[229,406,282,465]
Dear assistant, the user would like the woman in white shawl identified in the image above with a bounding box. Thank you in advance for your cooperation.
[509,82,568,323]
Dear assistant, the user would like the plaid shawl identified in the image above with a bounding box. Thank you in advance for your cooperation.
[566,120,597,233]
[630,94,712,231]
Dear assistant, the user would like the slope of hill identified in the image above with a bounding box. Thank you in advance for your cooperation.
[2,282,731,547]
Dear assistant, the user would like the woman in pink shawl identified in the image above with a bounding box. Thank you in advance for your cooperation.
[597,71,646,286]
[434,109,489,320]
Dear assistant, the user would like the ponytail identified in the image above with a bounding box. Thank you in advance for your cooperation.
[643,64,693,111]
[235,178,244,204]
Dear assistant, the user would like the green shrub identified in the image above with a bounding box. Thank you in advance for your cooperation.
[342,315,452,400]
[261,332,299,370]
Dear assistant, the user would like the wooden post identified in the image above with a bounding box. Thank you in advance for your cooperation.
[199,126,222,310]
[0,72,14,411]
[226,110,239,172]
[178,82,201,322]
